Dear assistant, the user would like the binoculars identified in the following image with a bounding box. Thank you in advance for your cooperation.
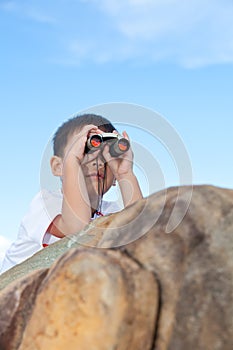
[85,133,130,157]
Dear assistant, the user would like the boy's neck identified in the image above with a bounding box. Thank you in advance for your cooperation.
[90,195,103,215]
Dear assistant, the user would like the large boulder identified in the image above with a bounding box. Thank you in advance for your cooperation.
[0,185,232,350]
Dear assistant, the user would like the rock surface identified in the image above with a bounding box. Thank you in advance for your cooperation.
[0,185,233,350]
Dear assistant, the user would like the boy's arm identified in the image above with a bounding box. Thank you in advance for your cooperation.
[52,157,91,237]
[50,125,101,237]
[103,131,143,208]
[116,171,143,207]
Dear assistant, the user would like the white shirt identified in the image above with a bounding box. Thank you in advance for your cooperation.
[0,189,121,273]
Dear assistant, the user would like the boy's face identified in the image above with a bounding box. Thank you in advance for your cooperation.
[81,152,115,201]
[51,128,115,206]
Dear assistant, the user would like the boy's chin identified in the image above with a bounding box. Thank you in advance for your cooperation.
[88,191,103,207]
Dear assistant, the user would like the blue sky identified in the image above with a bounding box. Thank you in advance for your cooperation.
[0,0,233,262]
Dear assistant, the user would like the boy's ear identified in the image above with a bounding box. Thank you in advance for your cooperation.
[50,156,63,176]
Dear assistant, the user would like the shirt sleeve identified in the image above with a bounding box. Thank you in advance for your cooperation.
[23,189,62,245]
[0,223,41,273]
[0,190,62,273]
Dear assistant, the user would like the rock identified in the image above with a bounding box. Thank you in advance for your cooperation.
[0,269,48,350]
[9,249,158,350]
[0,185,232,349]
[120,185,233,350]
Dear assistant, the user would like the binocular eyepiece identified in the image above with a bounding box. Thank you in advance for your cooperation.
[85,133,130,157]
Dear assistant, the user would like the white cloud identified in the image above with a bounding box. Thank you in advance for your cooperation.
[78,0,233,67]
[1,0,233,67]
[24,8,56,24]
[0,1,18,12]
[0,1,55,23]
[0,235,11,269]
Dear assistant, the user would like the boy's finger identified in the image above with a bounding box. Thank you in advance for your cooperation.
[102,144,112,162]
[82,149,101,164]
[122,131,130,140]
[80,124,98,135]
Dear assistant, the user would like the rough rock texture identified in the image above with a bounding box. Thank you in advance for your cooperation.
[0,185,233,350]
[0,269,48,350]
[18,249,158,350]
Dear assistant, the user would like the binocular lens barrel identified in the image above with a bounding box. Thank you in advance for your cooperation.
[89,135,102,148]
[109,138,130,157]
[118,139,129,152]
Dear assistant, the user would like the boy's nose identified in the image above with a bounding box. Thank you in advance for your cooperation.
[92,156,104,168]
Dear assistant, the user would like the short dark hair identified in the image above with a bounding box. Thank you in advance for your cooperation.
[53,113,115,157]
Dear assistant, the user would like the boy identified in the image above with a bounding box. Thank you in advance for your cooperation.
[1,113,142,273]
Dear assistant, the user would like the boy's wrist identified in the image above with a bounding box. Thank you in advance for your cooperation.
[116,170,135,182]
[116,170,143,207]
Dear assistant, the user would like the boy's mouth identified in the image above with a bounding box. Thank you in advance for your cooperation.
[86,172,105,180]
[98,173,105,180]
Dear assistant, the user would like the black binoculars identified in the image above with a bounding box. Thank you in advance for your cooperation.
[85,133,130,157]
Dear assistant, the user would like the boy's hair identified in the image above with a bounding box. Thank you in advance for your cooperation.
[53,113,115,157]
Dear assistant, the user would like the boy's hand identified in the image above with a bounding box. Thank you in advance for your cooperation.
[64,124,103,164]
[103,130,143,207]
[102,131,134,180]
